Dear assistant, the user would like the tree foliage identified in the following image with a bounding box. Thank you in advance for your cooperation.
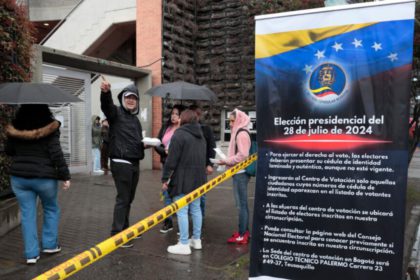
[0,0,34,195]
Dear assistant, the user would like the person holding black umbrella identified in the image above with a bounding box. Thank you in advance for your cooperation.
[6,104,70,264]
[100,79,146,247]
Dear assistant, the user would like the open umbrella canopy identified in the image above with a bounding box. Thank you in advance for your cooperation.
[0,83,82,104]
[145,81,217,102]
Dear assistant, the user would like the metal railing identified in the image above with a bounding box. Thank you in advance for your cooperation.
[39,0,85,45]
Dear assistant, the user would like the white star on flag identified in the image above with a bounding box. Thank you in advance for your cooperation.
[315,50,325,59]
[332,42,343,52]
[352,38,362,48]
[372,42,382,51]
[303,64,313,74]
[387,53,398,62]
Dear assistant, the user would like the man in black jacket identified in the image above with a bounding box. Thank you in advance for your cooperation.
[100,80,145,247]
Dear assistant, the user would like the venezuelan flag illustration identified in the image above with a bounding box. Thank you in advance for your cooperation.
[254,2,415,150]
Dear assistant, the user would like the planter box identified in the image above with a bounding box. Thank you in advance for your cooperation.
[0,197,20,237]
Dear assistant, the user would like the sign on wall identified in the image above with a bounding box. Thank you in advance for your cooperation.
[250,1,415,279]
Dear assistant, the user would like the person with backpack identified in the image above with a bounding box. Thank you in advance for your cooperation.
[219,108,251,245]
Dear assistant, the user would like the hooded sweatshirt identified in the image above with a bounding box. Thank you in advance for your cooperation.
[161,122,206,197]
[100,84,144,161]
[225,109,251,167]
[118,84,139,115]
[91,115,102,148]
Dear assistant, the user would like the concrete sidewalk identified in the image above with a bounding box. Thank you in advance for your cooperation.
[2,150,420,280]
[0,170,254,280]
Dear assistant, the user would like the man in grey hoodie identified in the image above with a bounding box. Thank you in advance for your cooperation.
[100,80,145,247]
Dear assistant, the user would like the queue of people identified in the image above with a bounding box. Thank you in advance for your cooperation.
[5,81,254,263]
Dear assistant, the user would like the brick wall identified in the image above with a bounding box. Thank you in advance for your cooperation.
[137,0,163,169]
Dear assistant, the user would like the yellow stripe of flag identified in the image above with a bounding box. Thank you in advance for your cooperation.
[311,86,332,93]
[255,23,375,59]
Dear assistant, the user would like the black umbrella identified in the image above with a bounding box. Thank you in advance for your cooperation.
[0,83,83,104]
[145,81,217,102]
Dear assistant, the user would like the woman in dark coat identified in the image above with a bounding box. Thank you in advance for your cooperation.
[155,104,185,233]
[161,109,206,255]
[6,104,70,264]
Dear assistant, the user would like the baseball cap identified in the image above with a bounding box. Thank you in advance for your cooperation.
[123,92,138,99]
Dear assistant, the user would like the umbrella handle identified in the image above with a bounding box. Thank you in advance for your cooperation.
[164,93,170,107]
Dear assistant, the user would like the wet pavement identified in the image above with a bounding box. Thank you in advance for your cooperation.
[2,150,420,280]
[0,170,255,280]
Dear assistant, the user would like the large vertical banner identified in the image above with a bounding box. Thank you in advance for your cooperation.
[250,1,415,279]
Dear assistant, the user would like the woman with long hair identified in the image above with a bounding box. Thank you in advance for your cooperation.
[155,104,186,233]
[6,104,70,264]
[161,109,206,255]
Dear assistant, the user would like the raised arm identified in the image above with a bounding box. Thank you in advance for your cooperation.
[100,80,117,121]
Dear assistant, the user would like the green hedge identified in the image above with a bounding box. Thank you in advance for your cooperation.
[0,0,34,195]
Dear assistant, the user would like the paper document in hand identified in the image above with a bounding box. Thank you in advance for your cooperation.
[209,158,221,164]
[142,137,161,146]
[213,148,227,159]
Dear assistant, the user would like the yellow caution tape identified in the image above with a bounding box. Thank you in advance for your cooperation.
[33,153,257,280]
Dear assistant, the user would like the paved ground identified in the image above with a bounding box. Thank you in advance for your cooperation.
[1,150,420,280]
[409,149,420,179]
[0,170,255,280]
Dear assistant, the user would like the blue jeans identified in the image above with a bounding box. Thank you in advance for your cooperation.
[163,190,172,222]
[174,194,202,245]
[232,172,250,235]
[11,176,60,259]
[92,148,101,171]
[200,194,206,217]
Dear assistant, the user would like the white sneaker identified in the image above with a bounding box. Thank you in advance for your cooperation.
[121,241,134,248]
[42,246,61,254]
[26,256,40,264]
[189,238,202,250]
[167,242,191,255]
